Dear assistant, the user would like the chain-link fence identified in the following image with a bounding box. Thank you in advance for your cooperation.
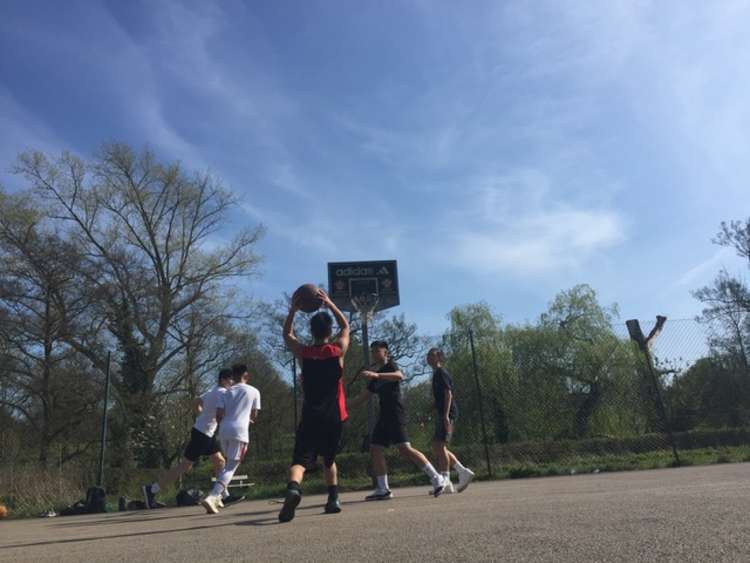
[4,316,749,515]
[383,318,750,479]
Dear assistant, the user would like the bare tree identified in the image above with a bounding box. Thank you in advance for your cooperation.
[694,219,750,374]
[0,190,101,467]
[13,144,264,467]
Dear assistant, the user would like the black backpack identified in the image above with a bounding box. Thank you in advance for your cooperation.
[176,488,202,507]
[85,486,107,513]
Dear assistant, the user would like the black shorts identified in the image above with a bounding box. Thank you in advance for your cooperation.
[371,419,409,448]
[183,428,221,462]
[292,417,343,468]
[433,416,456,443]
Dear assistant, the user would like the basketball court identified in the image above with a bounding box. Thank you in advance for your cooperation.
[2,463,748,562]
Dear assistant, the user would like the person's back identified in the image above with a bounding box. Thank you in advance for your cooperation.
[219,382,261,444]
[193,385,227,438]
[300,343,347,423]
[201,367,261,514]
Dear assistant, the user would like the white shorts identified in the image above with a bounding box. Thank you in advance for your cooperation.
[221,438,248,462]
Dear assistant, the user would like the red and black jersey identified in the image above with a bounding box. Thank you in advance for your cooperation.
[300,343,348,423]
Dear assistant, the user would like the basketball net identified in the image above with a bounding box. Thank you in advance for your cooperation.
[351,293,380,320]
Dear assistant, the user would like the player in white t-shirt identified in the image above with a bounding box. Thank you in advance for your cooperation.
[142,368,233,509]
[201,363,261,514]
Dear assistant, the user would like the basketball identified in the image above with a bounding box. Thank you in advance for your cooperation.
[0,503,8,519]
[293,283,323,313]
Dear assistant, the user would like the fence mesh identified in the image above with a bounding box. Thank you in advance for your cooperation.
[379,318,750,478]
[3,317,749,515]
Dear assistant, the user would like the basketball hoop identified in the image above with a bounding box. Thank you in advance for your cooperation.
[351,293,380,321]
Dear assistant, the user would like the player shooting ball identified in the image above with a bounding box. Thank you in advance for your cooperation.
[279,286,350,523]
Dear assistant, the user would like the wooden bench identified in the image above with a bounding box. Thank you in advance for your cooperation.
[211,474,255,489]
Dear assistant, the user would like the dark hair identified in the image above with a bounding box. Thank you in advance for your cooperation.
[428,347,445,362]
[310,311,333,341]
[370,340,388,350]
[218,368,233,383]
[231,363,248,383]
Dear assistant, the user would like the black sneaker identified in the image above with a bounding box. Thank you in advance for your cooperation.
[324,497,341,514]
[278,488,302,523]
[365,489,392,501]
[223,494,246,506]
[142,485,156,509]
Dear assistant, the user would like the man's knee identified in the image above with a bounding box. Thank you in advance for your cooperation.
[397,443,412,456]
[211,453,226,470]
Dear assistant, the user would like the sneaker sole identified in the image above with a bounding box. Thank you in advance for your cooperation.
[364,494,393,501]
[432,485,445,498]
[324,502,342,514]
[201,498,219,515]
[278,491,301,523]
[457,474,475,493]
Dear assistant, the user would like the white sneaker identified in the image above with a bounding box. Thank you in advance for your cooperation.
[365,489,393,501]
[217,497,225,508]
[201,495,221,514]
[443,479,456,494]
[456,467,475,492]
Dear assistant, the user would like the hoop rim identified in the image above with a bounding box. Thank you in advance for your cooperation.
[350,293,380,314]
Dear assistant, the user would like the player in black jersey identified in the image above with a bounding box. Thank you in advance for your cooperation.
[428,347,475,493]
[354,341,445,500]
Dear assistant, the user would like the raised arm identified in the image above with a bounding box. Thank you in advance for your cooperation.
[283,297,303,358]
[319,289,350,353]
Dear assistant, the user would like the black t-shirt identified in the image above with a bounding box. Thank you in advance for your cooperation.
[432,367,458,419]
[367,361,406,426]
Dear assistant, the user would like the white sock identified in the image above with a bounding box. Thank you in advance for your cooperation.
[452,459,467,472]
[441,471,450,481]
[150,482,160,494]
[376,475,389,491]
[212,459,241,497]
[222,489,229,499]
[421,463,439,480]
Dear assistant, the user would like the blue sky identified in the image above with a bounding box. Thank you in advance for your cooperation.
[1,0,748,335]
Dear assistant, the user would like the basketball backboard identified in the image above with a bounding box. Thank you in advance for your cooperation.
[327,260,399,313]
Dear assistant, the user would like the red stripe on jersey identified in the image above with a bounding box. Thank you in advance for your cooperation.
[337,379,348,422]
[300,344,342,360]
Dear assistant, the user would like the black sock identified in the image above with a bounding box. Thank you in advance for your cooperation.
[327,485,338,499]
[287,481,301,493]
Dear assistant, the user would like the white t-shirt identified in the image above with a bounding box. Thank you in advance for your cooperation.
[193,386,227,438]
[218,383,261,443]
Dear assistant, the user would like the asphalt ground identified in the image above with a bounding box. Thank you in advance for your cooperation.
[1,463,749,562]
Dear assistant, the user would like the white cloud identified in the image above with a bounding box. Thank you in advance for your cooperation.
[0,88,66,187]
[446,207,625,275]
[674,247,741,288]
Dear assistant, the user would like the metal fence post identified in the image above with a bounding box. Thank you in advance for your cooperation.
[97,350,111,489]
[468,328,493,477]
